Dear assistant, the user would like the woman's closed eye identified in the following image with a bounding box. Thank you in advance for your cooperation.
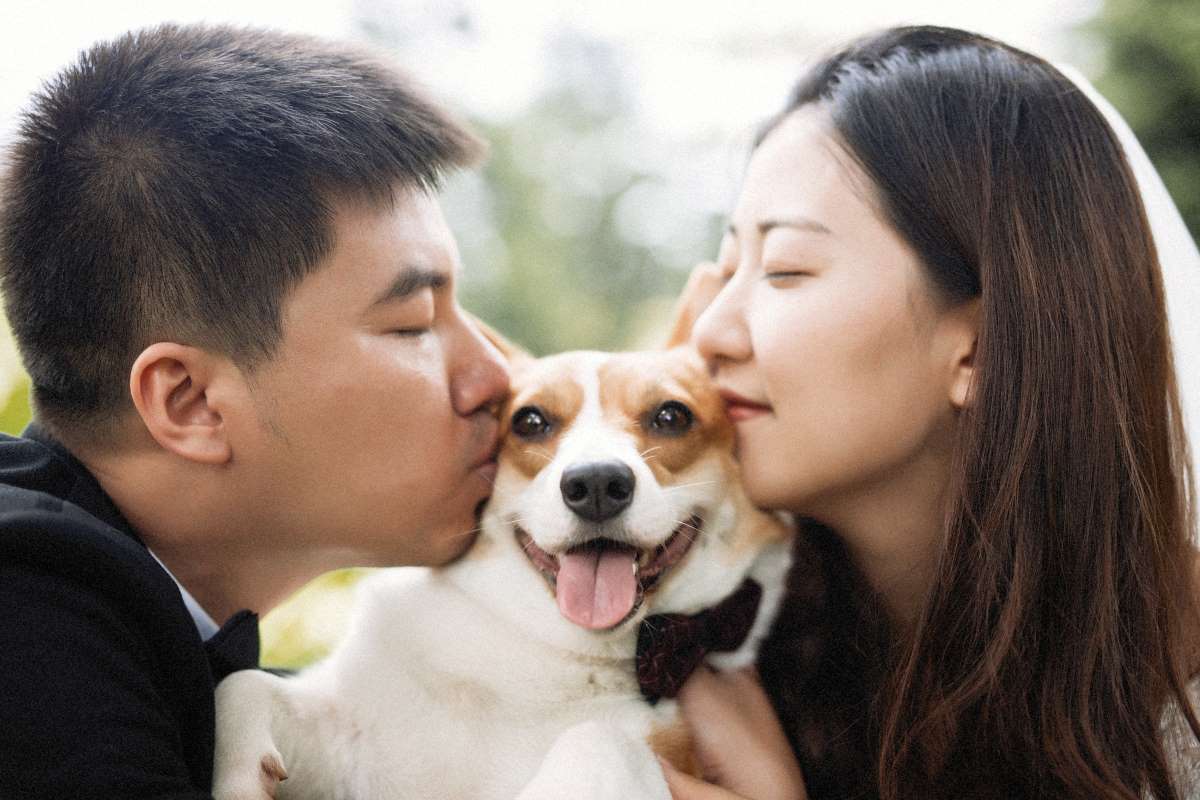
[763,264,813,281]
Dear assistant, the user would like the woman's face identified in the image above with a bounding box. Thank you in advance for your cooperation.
[693,106,975,516]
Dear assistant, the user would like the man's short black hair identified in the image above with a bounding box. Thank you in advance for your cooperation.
[0,23,483,438]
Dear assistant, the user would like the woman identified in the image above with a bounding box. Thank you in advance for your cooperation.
[662,26,1200,800]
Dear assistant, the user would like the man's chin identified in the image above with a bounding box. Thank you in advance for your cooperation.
[421,513,485,567]
[441,526,481,565]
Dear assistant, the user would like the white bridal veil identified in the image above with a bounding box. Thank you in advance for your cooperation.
[1062,66,1200,520]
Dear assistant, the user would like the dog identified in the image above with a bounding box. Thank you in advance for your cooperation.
[213,338,794,800]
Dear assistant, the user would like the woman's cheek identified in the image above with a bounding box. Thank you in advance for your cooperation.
[748,297,807,413]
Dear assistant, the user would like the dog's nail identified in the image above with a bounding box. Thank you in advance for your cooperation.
[261,752,289,782]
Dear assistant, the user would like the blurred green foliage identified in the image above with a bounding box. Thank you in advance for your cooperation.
[455,110,694,356]
[1088,0,1200,239]
[0,375,30,436]
[443,31,723,357]
[259,568,366,669]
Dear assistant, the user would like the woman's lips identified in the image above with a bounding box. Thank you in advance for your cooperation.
[718,388,772,422]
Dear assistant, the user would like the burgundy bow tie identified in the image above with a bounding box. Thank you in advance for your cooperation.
[635,579,763,704]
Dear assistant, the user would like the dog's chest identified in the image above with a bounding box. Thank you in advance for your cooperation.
[314,570,675,796]
[339,681,673,798]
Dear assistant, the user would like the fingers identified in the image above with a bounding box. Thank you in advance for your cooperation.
[674,666,810,800]
[660,758,749,800]
[677,666,768,726]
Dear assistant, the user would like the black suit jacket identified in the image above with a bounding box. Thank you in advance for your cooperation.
[0,423,253,799]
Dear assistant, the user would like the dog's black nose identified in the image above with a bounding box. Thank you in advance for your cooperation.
[560,461,636,523]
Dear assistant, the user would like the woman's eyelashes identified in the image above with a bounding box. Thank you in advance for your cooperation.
[763,264,813,281]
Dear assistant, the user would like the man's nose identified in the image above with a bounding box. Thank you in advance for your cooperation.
[452,317,511,417]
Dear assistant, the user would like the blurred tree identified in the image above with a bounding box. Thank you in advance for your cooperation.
[353,4,725,356]
[446,28,718,355]
[1086,0,1200,239]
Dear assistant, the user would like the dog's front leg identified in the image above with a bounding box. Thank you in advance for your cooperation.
[213,669,293,800]
[516,719,671,800]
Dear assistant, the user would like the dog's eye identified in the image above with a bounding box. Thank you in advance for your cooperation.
[649,401,694,436]
[511,406,552,439]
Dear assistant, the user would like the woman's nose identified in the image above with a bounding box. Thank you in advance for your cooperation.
[692,277,752,366]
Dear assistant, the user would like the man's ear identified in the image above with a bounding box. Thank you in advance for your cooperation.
[128,343,234,464]
[947,299,981,411]
[467,312,532,366]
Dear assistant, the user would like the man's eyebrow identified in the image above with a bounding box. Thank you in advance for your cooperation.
[371,266,449,306]
[726,216,833,238]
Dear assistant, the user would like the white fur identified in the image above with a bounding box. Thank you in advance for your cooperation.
[214,351,794,800]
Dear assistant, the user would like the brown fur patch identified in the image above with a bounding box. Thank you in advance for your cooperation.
[499,356,585,478]
[647,721,701,777]
[597,349,731,482]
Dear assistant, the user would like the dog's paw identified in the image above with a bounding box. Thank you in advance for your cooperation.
[214,670,291,800]
[213,747,288,800]
[517,719,670,800]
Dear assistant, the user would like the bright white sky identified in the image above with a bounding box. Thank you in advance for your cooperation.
[2,0,1101,142]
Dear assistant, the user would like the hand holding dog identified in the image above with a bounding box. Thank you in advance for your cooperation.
[667,667,808,800]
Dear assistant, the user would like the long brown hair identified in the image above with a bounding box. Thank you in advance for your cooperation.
[756,26,1199,799]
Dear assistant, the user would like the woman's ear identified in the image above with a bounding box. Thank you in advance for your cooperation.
[128,343,234,464]
[947,299,981,410]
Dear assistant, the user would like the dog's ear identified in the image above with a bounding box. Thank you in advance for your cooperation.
[468,313,532,365]
[663,262,723,349]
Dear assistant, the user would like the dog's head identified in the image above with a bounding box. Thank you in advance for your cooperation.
[453,337,791,655]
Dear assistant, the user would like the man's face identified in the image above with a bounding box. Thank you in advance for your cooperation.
[233,188,509,566]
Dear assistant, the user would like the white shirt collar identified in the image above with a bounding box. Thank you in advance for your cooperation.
[147,550,221,641]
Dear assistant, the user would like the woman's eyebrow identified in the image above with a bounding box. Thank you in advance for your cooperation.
[726,216,833,238]
[761,216,833,236]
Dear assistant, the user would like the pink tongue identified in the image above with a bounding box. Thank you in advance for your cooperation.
[556,545,638,630]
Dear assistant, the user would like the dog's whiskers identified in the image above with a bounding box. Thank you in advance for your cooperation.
[673,512,709,545]
[521,449,554,464]
[663,480,718,492]
[448,525,485,542]
[503,510,534,528]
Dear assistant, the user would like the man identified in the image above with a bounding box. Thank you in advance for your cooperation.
[0,24,509,797]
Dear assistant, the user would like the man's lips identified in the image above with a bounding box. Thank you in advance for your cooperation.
[470,427,502,471]
[717,388,772,422]
[474,460,499,486]
[469,439,500,491]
